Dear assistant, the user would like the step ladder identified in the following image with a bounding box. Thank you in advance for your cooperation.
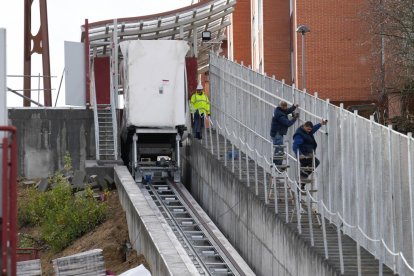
[289,159,321,225]
[96,104,116,160]
[269,143,290,200]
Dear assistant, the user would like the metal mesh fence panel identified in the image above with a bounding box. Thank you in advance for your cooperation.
[209,54,414,273]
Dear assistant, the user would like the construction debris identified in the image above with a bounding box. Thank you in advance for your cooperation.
[53,249,106,276]
[16,259,42,276]
[22,180,37,187]
[71,170,86,190]
[36,178,49,192]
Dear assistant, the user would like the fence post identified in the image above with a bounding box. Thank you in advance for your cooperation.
[231,142,235,173]
[216,125,220,160]
[246,145,250,187]
[264,164,269,204]
[239,144,242,180]
[321,204,329,259]
[357,242,362,276]
[338,224,345,274]
[284,174,289,223]
[224,137,228,167]
[307,194,314,246]
[387,124,396,271]
[204,117,208,148]
[339,103,346,231]
[369,115,379,256]
[209,119,214,154]
[325,99,332,219]
[313,92,318,117]
[273,170,278,214]
[292,83,296,104]
[408,132,414,269]
[353,110,360,240]
[255,153,259,196]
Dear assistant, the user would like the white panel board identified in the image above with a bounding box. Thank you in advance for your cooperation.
[64,41,85,106]
[0,28,6,217]
[0,29,6,125]
[120,40,189,128]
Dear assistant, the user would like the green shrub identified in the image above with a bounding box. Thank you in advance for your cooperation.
[18,172,106,252]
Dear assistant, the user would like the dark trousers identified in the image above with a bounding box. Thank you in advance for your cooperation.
[272,134,284,165]
[300,157,320,177]
[193,110,204,139]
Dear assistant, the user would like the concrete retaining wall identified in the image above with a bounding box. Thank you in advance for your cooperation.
[182,141,336,276]
[114,166,199,276]
[8,108,95,178]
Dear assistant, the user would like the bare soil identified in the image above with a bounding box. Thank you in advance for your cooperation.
[19,189,150,275]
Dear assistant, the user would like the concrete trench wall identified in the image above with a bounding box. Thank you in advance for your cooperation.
[182,141,336,276]
[114,166,198,276]
[8,108,95,178]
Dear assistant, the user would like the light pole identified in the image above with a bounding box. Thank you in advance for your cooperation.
[296,25,310,90]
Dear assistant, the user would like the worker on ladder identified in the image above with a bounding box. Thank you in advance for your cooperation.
[292,119,327,191]
[270,101,299,166]
[190,84,210,140]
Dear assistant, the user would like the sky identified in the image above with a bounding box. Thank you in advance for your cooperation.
[0,0,193,107]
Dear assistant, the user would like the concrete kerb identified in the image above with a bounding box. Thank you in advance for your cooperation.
[114,166,199,276]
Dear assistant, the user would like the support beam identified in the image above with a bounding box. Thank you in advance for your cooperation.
[23,0,52,106]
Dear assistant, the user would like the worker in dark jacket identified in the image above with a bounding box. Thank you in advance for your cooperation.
[292,120,327,188]
[270,101,299,165]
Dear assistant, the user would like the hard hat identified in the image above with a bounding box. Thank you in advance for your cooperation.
[196,84,203,90]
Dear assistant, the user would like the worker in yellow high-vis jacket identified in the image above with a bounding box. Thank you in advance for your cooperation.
[190,84,210,139]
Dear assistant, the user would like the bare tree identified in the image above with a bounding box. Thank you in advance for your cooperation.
[366,0,414,118]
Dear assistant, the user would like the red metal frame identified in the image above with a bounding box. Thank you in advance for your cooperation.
[1,126,17,276]
[16,248,40,262]
[23,0,52,107]
[85,19,90,106]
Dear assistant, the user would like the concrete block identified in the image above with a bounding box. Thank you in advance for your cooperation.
[89,181,100,190]
[36,178,49,192]
[16,259,42,276]
[71,170,86,190]
[24,149,53,179]
[98,178,108,191]
[104,175,115,189]
[52,249,106,276]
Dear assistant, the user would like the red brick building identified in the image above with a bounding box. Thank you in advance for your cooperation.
[228,0,377,106]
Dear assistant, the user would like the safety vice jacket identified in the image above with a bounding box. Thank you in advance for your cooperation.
[190,91,210,116]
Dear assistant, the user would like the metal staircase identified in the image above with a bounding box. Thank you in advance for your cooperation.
[96,104,116,160]
[90,69,118,161]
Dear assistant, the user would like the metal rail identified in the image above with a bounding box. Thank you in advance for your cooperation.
[142,177,239,275]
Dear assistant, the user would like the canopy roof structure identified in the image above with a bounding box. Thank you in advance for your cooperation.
[81,0,236,72]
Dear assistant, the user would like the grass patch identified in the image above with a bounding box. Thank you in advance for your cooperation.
[18,172,107,252]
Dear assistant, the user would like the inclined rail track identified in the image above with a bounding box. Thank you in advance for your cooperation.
[142,177,242,276]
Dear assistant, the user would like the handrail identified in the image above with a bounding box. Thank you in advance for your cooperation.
[90,67,100,161]
[110,20,119,160]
